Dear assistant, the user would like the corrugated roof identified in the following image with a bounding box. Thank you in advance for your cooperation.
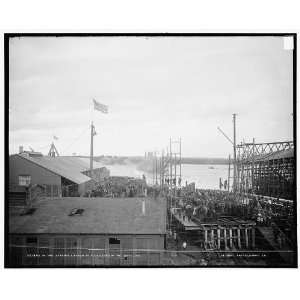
[9,197,166,234]
[17,154,92,184]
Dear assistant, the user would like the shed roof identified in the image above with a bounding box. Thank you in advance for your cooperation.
[16,154,93,184]
[9,197,166,235]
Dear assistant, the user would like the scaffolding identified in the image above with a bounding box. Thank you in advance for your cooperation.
[162,138,182,193]
[48,142,59,157]
[236,141,295,199]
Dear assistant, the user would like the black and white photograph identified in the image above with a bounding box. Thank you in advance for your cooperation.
[5,34,297,268]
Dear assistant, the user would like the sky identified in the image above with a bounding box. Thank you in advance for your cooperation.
[9,36,294,158]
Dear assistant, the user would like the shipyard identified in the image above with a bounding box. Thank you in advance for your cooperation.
[6,35,296,268]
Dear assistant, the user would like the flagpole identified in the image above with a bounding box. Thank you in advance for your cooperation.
[90,100,94,179]
[90,98,107,181]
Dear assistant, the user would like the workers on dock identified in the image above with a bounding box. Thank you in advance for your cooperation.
[170,187,293,226]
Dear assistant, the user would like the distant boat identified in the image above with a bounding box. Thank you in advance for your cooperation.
[208,166,215,169]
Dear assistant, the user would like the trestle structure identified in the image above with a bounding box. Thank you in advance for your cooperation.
[236,141,294,200]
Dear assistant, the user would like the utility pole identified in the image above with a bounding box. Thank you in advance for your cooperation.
[251,138,255,193]
[228,154,231,192]
[170,138,172,191]
[152,152,155,185]
[90,122,94,179]
[155,152,158,185]
[233,114,237,192]
[161,149,164,187]
[179,137,182,186]
[174,153,177,191]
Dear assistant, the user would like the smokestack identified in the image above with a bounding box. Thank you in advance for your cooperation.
[19,145,24,154]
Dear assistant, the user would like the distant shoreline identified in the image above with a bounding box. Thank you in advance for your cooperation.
[90,155,229,165]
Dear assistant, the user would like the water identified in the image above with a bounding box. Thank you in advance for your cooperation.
[105,163,228,190]
[181,164,228,189]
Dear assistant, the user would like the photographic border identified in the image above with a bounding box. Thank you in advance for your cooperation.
[4,32,297,268]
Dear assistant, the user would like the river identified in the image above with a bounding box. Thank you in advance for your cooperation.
[105,163,228,190]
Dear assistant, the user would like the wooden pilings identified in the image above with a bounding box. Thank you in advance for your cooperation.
[245,228,249,248]
[229,229,233,248]
[252,228,255,248]
[202,226,255,250]
[237,228,241,249]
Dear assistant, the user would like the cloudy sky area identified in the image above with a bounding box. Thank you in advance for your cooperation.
[9,36,293,157]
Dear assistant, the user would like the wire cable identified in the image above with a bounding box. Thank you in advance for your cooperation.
[62,125,90,154]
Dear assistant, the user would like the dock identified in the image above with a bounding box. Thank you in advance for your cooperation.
[171,210,256,250]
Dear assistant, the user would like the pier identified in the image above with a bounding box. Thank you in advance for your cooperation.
[171,210,256,250]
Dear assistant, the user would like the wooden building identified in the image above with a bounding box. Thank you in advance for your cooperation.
[8,197,166,267]
[9,153,110,203]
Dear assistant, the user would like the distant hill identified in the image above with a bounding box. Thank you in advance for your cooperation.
[181,157,228,165]
[92,155,228,165]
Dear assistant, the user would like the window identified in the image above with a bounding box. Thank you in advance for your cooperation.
[26,237,37,244]
[19,175,31,186]
[109,237,120,245]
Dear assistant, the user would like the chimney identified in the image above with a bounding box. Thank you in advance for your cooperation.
[19,145,24,154]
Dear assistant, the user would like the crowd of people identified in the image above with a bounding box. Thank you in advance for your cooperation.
[88,176,147,198]
[170,188,293,225]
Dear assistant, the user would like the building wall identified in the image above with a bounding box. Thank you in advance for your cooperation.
[8,234,165,267]
[9,155,61,187]
[78,180,95,196]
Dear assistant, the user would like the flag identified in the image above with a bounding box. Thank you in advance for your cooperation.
[93,99,108,113]
[53,135,58,140]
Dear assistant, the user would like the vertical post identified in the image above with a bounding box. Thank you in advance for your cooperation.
[252,138,255,193]
[210,229,214,248]
[228,154,231,192]
[204,230,208,250]
[152,153,155,186]
[170,138,172,192]
[233,114,237,192]
[155,152,158,185]
[159,156,161,187]
[224,229,227,249]
[166,146,168,185]
[237,228,241,249]
[161,150,164,188]
[174,153,177,192]
[90,122,94,179]
[229,229,233,249]
[252,228,255,249]
[142,198,145,215]
[179,137,182,186]
[245,228,249,248]
[217,228,221,249]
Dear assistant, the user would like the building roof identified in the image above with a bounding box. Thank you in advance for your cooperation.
[262,148,294,161]
[15,154,95,184]
[241,148,294,163]
[50,156,105,172]
[9,197,166,235]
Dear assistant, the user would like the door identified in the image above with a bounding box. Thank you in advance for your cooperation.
[109,237,121,266]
